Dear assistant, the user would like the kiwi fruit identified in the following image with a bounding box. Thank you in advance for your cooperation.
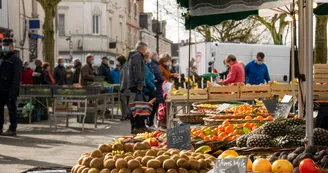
[170,150,179,156]
[142,156,155,166]
[157,151,165,156]
[82,157,93,167]
[145,168,156,173]
[124,143,134,153]
[136,156,143,163]
[178,168,188,173]
[156,156,167,165]
[141,142,151,150]
[104,159,116,169]
[128,159,141,170]
[156,168,166,173]
[81,168,90,173]
[146,150,157,157]
[111,169,118,173]
[125,156,135,162]
[134,143,144,150]
[91,150,103,158]
[170,155,179,163]
[147,159,162,169]
[113,143,124,151]
[199,170,206,173]
[116,158,128,169]
[98,144,110,153]
[188,170,197,173]
[198,159,207,169]
[179,154,189,161]
[188,159,200,171]
[114,155,124,161]
[77,166,87,173]
[166,169,177,173]
[100,169,111,173]
[88,168,100,173]
[134,150,147,157]
[132,168,145,173]
[119,168,131,173]
[176,158,189,169]
[79,156,87,165]
[71,165,79,173]
[163,153,171,157]
[163,159,176,170]
[90,158,104,170]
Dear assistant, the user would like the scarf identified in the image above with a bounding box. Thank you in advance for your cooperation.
[47,70,55,84]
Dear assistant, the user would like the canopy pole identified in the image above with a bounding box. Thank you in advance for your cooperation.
[298,0,305,118]
[291,13,296,113]
[187,14,191,113]
[305,0,314,145]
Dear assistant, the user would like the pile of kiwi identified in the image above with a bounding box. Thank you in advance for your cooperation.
[71,142,216,173]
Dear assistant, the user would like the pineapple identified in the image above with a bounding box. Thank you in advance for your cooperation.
[246,134,273,147]
[251,125,264,135]
[314,128,328,146]
[262,121,287,138]
[236,134,250,147]
[273,135,305,147]
[282,118,306,126]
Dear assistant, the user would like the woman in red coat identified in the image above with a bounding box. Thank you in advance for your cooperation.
[21,61,34,84]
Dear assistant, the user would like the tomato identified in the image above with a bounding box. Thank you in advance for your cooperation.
[299,159,326,173]
[153,131,161,138]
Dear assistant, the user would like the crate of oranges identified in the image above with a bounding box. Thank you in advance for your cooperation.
[203,114,273,126]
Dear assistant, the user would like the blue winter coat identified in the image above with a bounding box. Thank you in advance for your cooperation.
[149,59,164,103]
[111,69,120,84]
[245,60,271,85]
[143,63,155,94]
[98,63,113,83]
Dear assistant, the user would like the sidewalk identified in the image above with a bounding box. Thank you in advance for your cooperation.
[0,118,131,173]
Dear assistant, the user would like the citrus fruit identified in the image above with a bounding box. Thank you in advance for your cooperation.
[245,116,252,120]
[252,158,272,172]
[225,125,234,134]
[237,156,252,171]
[224,155,236,158]
[221,150,238,157]
[271,160,293,172]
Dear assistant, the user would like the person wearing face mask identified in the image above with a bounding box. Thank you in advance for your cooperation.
[41,62,55,85]
[81,54,96,86]
[219,59,230,80]
[33,59,43,84]
[0,38,22,136]
[21,61,34,85]
[72,58,82,84]
[217,54,245,85]
[53,57,67,85]
[159,54,179,81]
[170,59,179,74]
[98,56,113,84]
[245,52,271,85]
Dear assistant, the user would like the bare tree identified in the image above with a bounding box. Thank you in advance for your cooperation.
[314,15,328,64]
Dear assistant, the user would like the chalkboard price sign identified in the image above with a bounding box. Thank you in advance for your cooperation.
[273,102,293,119]
[167,125,192,150]
[214,158,248,173]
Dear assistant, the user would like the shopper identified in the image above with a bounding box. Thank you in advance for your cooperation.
[73,59,82,84]
[159,54,178,81]
[0,38,22,136]
[119,55,130,121]
[53,57,67,85]
[33,59,43,84]
[98,56,113,83]
[112,63,121,85]
[217,54,245,85]
[41,63,55,85]
[21,61,34,85]
[245,52,271,85]
[81,54,95,85]
[189,65,200,82]
[148,52,164,127]
[127,41,148,134]
[170,59,179,74]
[219,59,230,80]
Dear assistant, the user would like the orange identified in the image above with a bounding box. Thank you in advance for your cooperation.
[218,136,224,141]
[218,132,227,138]
[233,129,243,135]
[271,160,293,172]
[252,158,272,172]
[266,115,274,120]
[252,126,258,131]
[203,136,211,141]
[225,125,234,134]
[199,133,205,139]
[245,116,253,120]
[243,122,252,129]
[221,150,239,157]
[222,120,230,126]
[211,136,219,140]
[218,125,225,132]
[237,156,253,171]
[294,115,300,118]
[255,116,264,120]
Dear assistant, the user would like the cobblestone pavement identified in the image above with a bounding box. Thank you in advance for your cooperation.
[0,118,131,173]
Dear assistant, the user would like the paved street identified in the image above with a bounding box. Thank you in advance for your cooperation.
[0,118,131,173]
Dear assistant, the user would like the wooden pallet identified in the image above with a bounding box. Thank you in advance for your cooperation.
[271,83,298,98]
[167,88,208,100]
[208,86,240,100]
[240,85,271,99]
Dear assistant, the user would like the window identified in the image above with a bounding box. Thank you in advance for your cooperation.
[128,0,131,14]
[0,0,2,9]
[93,15,100,34]
[109,18,112,39]
[120,22,123,41]
[134,3,137,16]
[58,14,65,36]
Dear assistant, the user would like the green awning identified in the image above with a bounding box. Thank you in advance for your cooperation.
[314,3,328,15]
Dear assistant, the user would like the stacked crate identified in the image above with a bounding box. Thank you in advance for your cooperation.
[208,85,240,100]
[240,85,271,99]
[313,64,328,98]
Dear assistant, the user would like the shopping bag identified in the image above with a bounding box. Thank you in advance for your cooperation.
[129,91,153,117]
[163,81,173,94]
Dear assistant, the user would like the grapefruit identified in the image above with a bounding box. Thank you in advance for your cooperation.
[271,160,293,173]
[252,158,272,172]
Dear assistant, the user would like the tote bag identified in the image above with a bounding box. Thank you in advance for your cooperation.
[128,92,153,117]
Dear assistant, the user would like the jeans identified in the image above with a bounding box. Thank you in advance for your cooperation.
[0,94,18,131]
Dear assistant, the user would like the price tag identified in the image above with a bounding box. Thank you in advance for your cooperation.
[281,95,293,103]
[167,125,192,150]
[217,104,231,112]
[273,102,293,119]
[214,158,247,173]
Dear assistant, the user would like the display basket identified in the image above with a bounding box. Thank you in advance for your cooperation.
[229,147,297,156]
[208,86,240,100]
[53,85,102,96]
[240,85,271,99]
[192,139,231,150]
[271,83,298,98]
[313,84,328,99]
[23,85,54,97]
[176,113,208,124]
[167,88,208,100]
[203,117,271,126]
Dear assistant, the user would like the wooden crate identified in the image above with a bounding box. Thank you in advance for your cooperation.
[313,84,328,98]
[167,88,208,100]
[271,83,298,98]
[208,86,240,100]
[313,64,328,83]
[240,85,271,99]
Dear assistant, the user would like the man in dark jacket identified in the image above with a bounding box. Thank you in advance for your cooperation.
[73,59,82,84]
[53,57,67,85]
[98,56,113,83]
[0,39,22,136]
[81,54,95,85]
[127,41,148,133]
